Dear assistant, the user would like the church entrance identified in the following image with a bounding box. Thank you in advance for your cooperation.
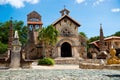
[61,42,72,57]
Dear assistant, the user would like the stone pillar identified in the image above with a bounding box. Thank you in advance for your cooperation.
[58,47,61,57]
[10,31,21,68]
[72,47,74,57]
[73,46,79,58]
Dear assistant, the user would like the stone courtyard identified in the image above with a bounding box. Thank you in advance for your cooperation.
[0,65,120,80]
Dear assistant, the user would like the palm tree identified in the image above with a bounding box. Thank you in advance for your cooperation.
[38,25,59,58]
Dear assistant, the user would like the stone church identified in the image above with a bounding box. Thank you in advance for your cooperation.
[26,8,87,60]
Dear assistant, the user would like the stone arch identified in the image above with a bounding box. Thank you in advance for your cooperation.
[56,38,76,57]
[56,38,75,47]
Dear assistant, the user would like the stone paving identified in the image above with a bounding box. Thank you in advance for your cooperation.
[0,65,120,80]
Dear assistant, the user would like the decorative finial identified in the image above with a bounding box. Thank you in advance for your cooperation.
[64,5,66,9]
[100,23,102,27]
[10,17,13,20]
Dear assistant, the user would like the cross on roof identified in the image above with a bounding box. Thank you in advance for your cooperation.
[64,5,66,9]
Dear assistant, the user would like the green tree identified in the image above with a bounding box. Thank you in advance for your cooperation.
[38,25,59,57]
[0,21,9,44]
[79,32,87,38]
[88,36,100,43]
[112,31,120,36]
[0,20,27,54]
[13,20,28,45]
[0,20,28,45]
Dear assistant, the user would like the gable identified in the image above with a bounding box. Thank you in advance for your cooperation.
[52,15,81,27]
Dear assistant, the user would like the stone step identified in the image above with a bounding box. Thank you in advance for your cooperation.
[54,57,79,64]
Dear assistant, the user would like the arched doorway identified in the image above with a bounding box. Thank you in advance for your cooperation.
[61,42,72,57]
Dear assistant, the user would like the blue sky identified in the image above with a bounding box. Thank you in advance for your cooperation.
[0,0,120,38]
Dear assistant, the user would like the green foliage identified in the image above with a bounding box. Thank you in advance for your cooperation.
[0,20,28,45]
[0,42,7,54]
[38,25,59,57]
[38,25,59,46]
[46,25,59,45]
[88,36,100,43]
[112,31,120,36]
[0,21,9,44]
[38,58,55,65]
[13,20,28,45]
[79,32,87,38]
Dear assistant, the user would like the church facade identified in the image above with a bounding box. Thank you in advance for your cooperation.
[52,8,87,59]
[26,8,87,60]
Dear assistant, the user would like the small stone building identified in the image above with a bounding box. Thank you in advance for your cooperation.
[51,8,87,59]
[25,8,87,60]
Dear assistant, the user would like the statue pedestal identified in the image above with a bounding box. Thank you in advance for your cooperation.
[10,52,20,68]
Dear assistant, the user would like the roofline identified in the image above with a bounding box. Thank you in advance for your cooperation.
[104,36,120,41]
[89,36,120,44]
[52,15,81,26]
[27,11,41,17]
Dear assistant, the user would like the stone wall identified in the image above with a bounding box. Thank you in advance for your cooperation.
[79,59,120,69]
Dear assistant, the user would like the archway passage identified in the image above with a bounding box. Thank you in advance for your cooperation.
[61,42,72,57]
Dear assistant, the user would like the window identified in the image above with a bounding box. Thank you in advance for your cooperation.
[29,18,39,22]
[61,28,71,36]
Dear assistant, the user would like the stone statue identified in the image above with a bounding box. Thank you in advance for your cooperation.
[107,45,120,64]
[14,31,19,39]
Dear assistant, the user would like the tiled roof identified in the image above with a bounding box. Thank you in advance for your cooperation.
[89,36,120,44]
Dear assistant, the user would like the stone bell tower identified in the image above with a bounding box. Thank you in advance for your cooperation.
[27,11,43,44]
[26,11,43,59]
[60,7,70,16]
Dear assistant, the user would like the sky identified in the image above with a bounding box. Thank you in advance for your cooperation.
[0,0,120,38]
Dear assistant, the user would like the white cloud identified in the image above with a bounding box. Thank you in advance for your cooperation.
[111,8,120,13]
[75,0,85,4]
[0,0,40,8]
[93,0,104,6]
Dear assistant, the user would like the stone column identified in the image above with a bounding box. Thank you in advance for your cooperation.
[72,47,74,57]
[58,47,61,57]
[73,46,79,58]
[10,31,21,68]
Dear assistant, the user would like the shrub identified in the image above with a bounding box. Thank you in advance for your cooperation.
[38,58,55,66]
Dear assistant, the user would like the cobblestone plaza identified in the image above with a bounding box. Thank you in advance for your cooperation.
[0,67,120,80]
